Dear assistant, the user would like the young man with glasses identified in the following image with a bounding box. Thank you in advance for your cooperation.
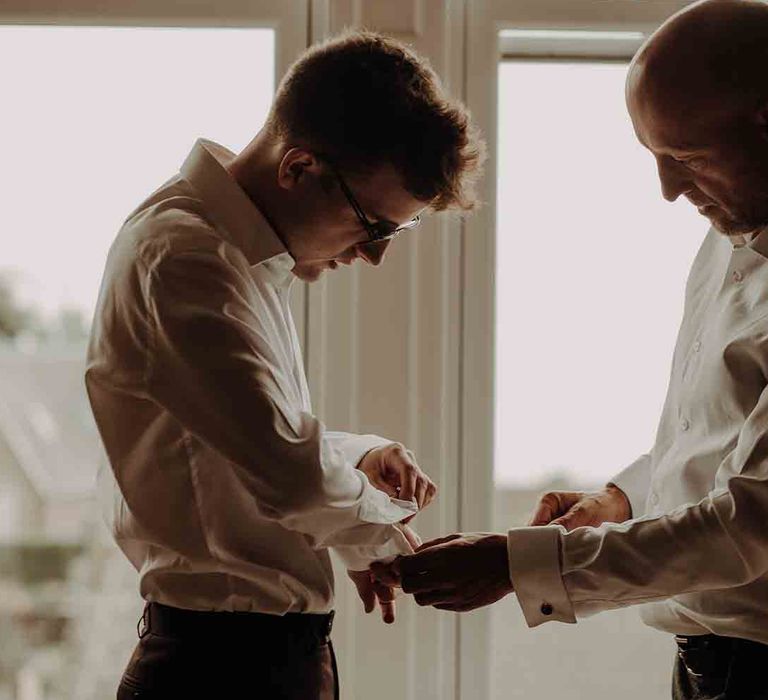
[86,30,483,699]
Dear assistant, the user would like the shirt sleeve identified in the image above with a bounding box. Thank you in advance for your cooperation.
[607,452,651,519]
[321,431,423,570]
[513,383,768,624]
[142,236,416,569]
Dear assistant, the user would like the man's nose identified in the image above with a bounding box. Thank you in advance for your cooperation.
[356,239,391,267]
[656,155,692,202]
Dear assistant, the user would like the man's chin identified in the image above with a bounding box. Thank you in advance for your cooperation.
[291,264,330,283]
[292,268,323,282]
[705,211,762,237]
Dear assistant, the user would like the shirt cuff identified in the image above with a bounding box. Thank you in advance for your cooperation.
[609,453,651,520]
[327,432,392,468]
[333,523,420,571]
[359,484,418,524]
[507,525,576,627]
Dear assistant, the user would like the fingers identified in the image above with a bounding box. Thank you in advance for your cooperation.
[528,491,584,526]
[389,446,437,510]
[386,445,418,502]
[348,570,376,614]
[348,570,398,623]
[415,477,428,510]
[527,497,555,526]
[372,578,396,624]
[370,559,401,587]
[551,502,593,531]
[399,524,422,551]
[416,533,461,552]
[424,480,437,509]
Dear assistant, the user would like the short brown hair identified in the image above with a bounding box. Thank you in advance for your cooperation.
[267,31,485,211]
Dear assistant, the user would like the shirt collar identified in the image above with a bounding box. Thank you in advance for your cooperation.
[180,139,295,276]
[745,225,768,256]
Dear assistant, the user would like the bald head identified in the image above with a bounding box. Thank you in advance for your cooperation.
[625,0,768,236]
[630,0,768,116]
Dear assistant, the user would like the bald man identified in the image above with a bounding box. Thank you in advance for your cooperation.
[372,1,768,697]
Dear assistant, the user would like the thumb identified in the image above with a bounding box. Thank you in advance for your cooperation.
[349,571,376,613]
[528,501,554,526]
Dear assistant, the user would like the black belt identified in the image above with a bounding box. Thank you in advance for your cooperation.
[675,634,735,651]
[139,602,335,649]
[675,634,768,678]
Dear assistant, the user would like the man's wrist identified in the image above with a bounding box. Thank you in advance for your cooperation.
[487,533,513,592]
[605,482,632,520]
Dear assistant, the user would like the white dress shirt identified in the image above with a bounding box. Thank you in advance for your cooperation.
[508,224,768,644]
[86,139,417,614]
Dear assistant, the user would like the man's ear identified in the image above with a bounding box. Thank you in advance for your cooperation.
[276,148,322,190]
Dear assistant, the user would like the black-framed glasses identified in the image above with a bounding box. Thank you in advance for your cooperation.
[324,161,422,243]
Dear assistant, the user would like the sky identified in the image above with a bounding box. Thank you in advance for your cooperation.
[2,28,712,488]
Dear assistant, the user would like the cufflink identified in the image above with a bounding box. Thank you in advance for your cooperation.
[540,603,553,616]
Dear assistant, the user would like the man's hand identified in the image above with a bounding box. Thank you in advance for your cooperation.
[347,569,399,624]
[370,533,513,613]
[358,443,436,520]
[528,483,631,530]
[346,524,420,625]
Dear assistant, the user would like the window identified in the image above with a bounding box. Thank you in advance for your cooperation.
[0,25,274,699]
[492,38,706,699]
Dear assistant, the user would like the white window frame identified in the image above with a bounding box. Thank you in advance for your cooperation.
[461,2,695,698]
[0,0,310,348]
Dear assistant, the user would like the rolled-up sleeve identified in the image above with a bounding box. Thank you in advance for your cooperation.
[143,233,416,567]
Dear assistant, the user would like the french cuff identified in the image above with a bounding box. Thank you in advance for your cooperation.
[609,453,651,520]
[507,526,576,627]
[358,471,418,524]
[333,523,417,572]
[336,433,392,468]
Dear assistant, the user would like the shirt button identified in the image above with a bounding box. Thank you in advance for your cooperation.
[650,491,660,506]
[693,340,702,352]
[541,603,554,616]
[733,270,744,283]
[680,419,690,431]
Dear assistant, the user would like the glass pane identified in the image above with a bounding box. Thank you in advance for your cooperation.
[0,25,274,700]
[493,60,707,698]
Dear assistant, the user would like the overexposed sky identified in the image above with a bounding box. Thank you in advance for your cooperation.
[1,26,274,319]
[494,61,708,487]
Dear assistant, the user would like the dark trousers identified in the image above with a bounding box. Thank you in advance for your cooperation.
[673,634,768,699]
[117,602,339,699]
